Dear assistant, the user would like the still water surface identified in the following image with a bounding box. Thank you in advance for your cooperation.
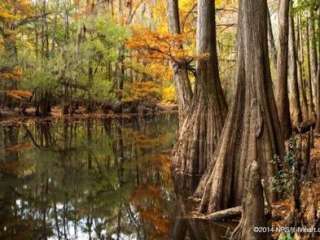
[0,114,230,240]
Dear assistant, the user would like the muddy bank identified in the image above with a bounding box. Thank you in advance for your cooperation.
[0,102,178,120]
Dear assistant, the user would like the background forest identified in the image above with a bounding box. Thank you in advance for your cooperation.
[0,0,238,116]
[0,0,317,122]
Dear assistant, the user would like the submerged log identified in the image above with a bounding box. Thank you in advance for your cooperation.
[190,206,242,222]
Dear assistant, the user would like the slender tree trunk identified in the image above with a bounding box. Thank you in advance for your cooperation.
[276,0,292,139]
[267,7,277,69]
[309,8,318,110]
[172,0,227,192]
[289,8,303,127]
[316,10,320,132]
[166,0,193,124]
[306,18,316,120]
[296,15,309,121]
[194,0,284,214]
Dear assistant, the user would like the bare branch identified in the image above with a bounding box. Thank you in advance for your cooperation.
[12,12,52,28]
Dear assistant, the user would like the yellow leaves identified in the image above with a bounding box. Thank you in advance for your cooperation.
[0,11,18,21]
[179,0,196,9]
[6,90,32,100]
[150,0,167,33]
[0,0,33,23]
[161,85,176,103]
[124,80,161,102]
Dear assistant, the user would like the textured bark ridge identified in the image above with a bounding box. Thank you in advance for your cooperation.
[288,8,303,128]
[314,10,320,133]
[172,0,227,192]
[276,0,292,139]
[231,161,270,240]
[194,0,285,214]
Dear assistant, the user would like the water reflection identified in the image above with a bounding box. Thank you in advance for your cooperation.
[170,191,236,240]
[0,115,177,240]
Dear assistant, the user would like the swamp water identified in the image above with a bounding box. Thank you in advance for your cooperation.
[0,114,231,240]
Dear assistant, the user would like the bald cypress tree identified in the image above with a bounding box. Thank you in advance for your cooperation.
[194,0,285,213]
[172,0,227,191]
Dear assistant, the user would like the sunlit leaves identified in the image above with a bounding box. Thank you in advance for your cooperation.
[0,67,22,81]
[124,80,161,103]
[6,90,32,100]
[127,27,191,62]
[0,0,33,23]
[161,85,176,103]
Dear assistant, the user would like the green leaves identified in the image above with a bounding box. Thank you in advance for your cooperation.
[279,232,294,240]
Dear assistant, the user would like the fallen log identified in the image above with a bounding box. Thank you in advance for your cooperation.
[188,206,242,222]
[187,204,287,223]
[206,206,242,221]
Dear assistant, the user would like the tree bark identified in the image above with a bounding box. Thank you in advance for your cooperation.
[276,0,292,139]
[313,9,320,132]
[166,0,193,124]
[172,0,227,192]
[306,18,316,120]
[296,15,310,121]
[288,8,303,127]
[309,8,318,116]
[231,161,270,240]
[267,7,277,70]
[194,0,284,214]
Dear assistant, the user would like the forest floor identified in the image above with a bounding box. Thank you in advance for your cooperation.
[272,135,320,239]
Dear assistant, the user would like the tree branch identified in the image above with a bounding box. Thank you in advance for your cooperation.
[12,12,52,28]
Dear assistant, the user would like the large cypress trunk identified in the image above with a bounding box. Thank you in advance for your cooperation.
[276,0,292,139]
[172,0,227,192]
[166,0,193,124]
[194,0,285,214]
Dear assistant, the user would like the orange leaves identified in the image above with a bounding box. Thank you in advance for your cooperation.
[150,153,172,178]
[0,67,22,81]
[127,27,191,63]
[140,208,171,237]
[6,90,32,100]
[130,184,171,239]
[131,184,161,202]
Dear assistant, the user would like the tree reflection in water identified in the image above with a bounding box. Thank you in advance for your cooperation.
[0,114,177,240]
[0,114,234,240]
